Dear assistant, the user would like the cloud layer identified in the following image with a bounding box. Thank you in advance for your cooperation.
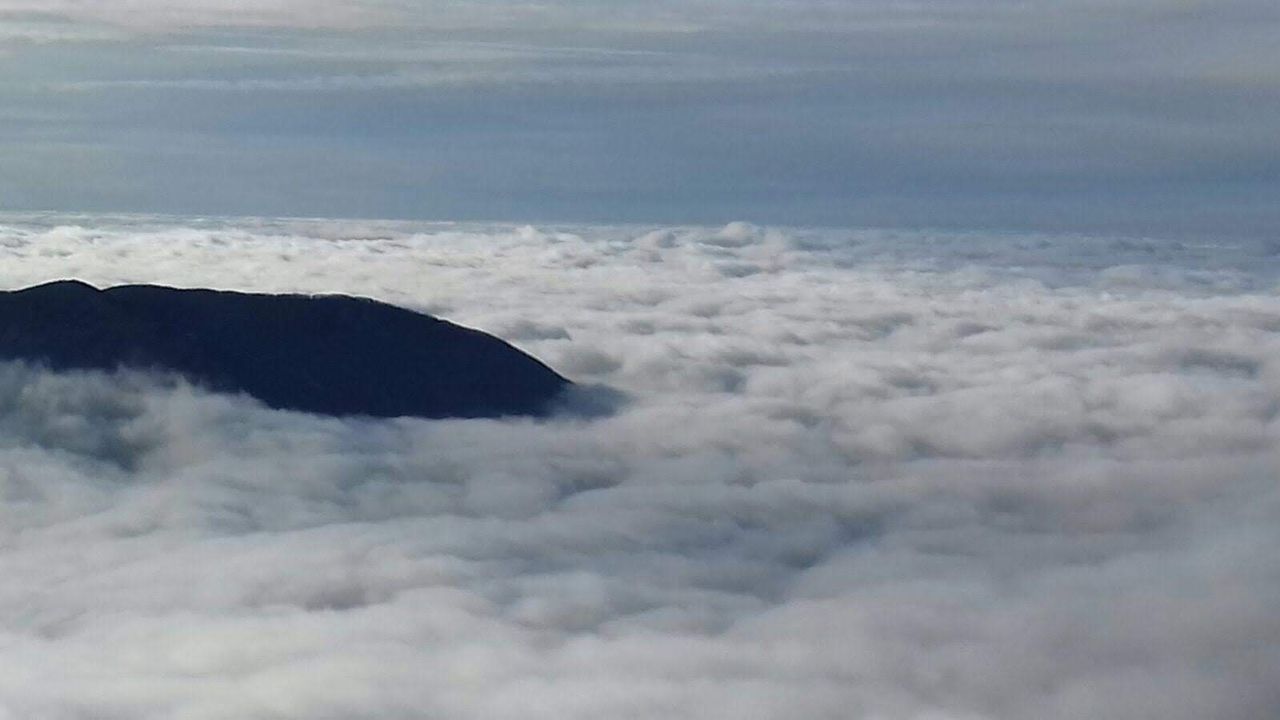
[0,215,1276,718]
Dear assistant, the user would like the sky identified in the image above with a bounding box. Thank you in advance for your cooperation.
[2,0,1278,235]
[0,215,1277,718]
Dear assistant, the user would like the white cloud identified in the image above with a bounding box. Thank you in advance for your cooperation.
[0,214,1276,718]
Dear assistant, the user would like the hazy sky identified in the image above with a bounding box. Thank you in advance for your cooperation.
[1,1,1278,235]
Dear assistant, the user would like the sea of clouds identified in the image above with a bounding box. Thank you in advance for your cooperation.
[0,214,1277,719]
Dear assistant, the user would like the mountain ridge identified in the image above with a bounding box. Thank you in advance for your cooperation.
[0,280,570,419]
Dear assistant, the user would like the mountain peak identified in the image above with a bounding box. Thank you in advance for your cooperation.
[0,281,570,419]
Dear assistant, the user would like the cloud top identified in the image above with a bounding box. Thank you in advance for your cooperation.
[0,216,1276,718]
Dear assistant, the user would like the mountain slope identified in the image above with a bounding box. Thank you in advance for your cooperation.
[0,280,570,419]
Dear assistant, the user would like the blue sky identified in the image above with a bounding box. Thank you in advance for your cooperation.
[1,1,1277,236]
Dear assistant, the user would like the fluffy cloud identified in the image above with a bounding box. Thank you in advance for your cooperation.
[0,215,1277,718]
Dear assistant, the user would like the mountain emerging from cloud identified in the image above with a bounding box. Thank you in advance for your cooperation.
[0,280,569,418]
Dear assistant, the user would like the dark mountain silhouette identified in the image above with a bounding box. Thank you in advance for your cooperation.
[0,280,570,419]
